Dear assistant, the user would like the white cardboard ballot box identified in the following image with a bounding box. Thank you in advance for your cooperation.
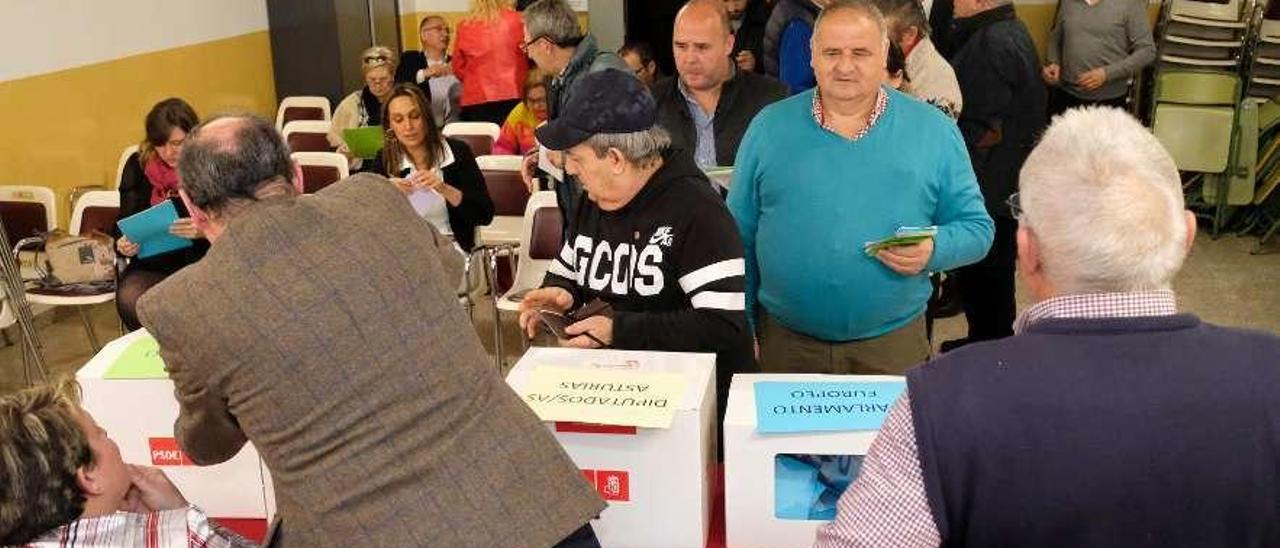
[76,329,275,520]
[724,373,904,548]
[506,347,716,548]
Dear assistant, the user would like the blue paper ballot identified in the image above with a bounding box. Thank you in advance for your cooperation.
[116,200,193,259]
[774,454,864,520]
[754,381,906,434]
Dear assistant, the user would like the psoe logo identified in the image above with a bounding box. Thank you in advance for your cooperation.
[649,226,674,247]
[149,438,195,466]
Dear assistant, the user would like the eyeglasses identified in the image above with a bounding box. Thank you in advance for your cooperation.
[1006,192,1022,220]
[520,35,547,54]
[422,25,449,34]
[155,137,185,149]
[363,54,390,64]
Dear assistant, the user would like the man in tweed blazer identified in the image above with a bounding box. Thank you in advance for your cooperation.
[137,115,605,547]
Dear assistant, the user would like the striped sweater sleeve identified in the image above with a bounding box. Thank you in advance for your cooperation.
[611,205,749,354]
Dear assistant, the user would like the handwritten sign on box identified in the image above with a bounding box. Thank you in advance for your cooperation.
[518,366,687,428]
[753,381,906,434]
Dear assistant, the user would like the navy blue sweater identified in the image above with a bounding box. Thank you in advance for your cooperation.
[908,314,1280,547]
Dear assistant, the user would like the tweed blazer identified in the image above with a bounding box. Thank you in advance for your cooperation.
[137,174,604,547]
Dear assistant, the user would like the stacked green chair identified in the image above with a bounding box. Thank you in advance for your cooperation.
[1151,70,1245,234]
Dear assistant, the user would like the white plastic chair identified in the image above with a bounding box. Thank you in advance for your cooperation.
[20,190,119,352]
[476,155,529,246]
[282,120,335,153]
[496,191,560,315]
[115,144,140,190]
[442,122,501,156]
[291,152,351,193]
[276,96,332,130]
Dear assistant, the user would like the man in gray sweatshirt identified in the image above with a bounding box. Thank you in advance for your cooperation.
[1043,0,1155,116]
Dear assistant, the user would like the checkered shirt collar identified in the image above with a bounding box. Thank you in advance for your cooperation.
[811,86,888,141]
[1013,290,1179,334]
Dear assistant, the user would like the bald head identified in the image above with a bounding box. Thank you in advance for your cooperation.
[178,114,296,218]
[679,0,733,37]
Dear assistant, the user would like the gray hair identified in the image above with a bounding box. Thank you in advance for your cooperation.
[179,115,295,215]
[813,0,889,46]
[584,126,672,168]
[523,0,583,46]
[1020,107,1189,293]
[871,0,930,42]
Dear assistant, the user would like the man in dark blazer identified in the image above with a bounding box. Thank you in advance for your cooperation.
[653,0,786,174]
[137,115,605,548]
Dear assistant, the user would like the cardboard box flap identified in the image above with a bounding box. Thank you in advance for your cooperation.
[77,328,153,379]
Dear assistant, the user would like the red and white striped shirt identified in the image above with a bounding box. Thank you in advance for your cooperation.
[813,290,1178,548]
[24,506,254,548]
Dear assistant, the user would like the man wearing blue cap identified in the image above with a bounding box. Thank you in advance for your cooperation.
[517,68,755,418]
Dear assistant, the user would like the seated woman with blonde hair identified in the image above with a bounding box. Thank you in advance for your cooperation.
[372,84,494,253]
[330,45,398,167]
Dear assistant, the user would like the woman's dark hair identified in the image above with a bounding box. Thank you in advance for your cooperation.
[381,84,446,175]
[139,98,199,165]
[887,40,907,82]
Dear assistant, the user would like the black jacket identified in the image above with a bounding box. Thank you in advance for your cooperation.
[395,50,435,103]
[652,71,787,167]
[370,138,495,251]
[733,0,771,73]
[948,5,1047,217]
[544,148,756,415]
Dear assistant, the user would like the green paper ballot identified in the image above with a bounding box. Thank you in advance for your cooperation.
[863,226,938,256]
[343,126,385,159]
[104,334,167,379]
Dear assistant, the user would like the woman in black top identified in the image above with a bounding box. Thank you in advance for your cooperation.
[115,98,209,330]
[371,84,493,252]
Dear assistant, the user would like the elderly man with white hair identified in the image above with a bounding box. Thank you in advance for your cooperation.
[813,107,1280,547]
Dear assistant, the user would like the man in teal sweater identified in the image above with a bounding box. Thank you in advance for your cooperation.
[727,0,993,374]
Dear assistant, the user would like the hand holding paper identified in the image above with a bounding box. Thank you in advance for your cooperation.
[866,226,937,276]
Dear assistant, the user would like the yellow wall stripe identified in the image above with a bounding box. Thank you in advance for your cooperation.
[0,32,276,227]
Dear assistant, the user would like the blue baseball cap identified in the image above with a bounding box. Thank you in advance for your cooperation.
[535,68,656,150]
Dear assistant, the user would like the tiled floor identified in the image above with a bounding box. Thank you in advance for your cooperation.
[2,231,1278,394]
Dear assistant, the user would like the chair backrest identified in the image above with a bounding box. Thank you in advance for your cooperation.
[276,96,332,129]
[1171,0,1244,22]
[1157,70,1240,104]
[116,144,140,190]
[291,152,351,194]
[0,186,57,248]
[69,190,121,236]
[443,122,501,156]
[476,155,530,216]
[525,191,563,261]
[282,120,335,153]
[506,191,562,298]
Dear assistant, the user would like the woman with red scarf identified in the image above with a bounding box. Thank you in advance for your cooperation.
[114,98,208,330]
